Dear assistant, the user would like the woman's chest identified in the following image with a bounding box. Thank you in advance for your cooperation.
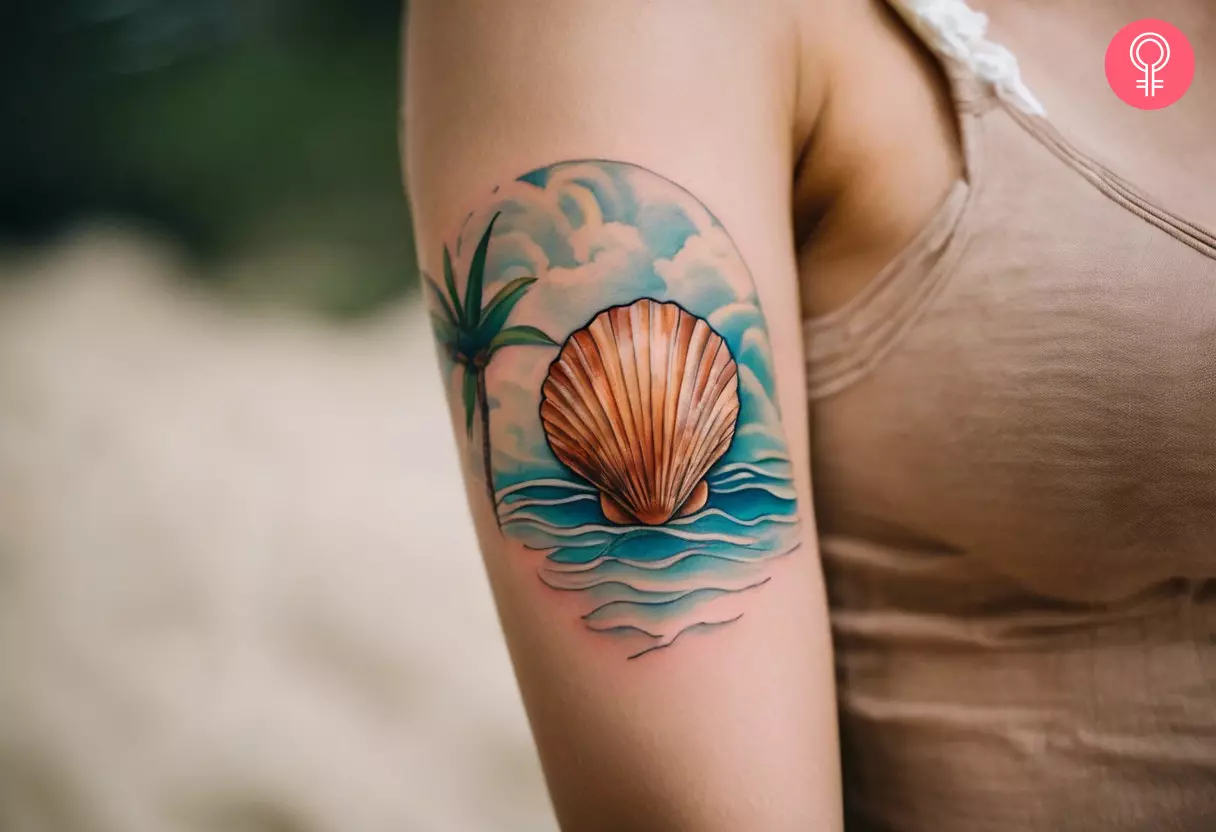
[981,0,1216,231]
[808,104,1216,601]
[795,0,1216,321]
[801,0,1216,601]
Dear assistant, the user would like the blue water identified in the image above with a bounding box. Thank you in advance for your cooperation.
[498,455,800,658]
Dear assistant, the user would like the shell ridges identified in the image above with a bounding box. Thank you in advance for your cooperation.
[540,299,740,526]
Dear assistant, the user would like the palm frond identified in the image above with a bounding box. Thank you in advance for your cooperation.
[429,311,458,348]
[442,247,464,326]
[487,325,558,355]
[475,276,537,345]
[423,274,460,327]
[463,212,501,327]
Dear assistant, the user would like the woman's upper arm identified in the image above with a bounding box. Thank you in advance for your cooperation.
[404,1,840,828]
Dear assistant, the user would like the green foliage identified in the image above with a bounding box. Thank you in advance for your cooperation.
[488,326,557,355]
[1,1,412,317]
[478,276,538,342]
[426,216,557,438]
[442,247,464,325]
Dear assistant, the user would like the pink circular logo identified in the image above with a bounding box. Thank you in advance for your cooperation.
[1106,19,1195,110]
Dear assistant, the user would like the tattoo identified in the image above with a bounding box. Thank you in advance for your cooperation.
[426,160,799,659]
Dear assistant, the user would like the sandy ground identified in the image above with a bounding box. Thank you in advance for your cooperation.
[0,230,556,832]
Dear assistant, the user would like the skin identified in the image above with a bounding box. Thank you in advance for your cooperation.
[405,2,843,828]
[404,1,1213,828]
[401,0,966,827]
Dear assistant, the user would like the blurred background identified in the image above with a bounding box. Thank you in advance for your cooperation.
[0,1,556,829]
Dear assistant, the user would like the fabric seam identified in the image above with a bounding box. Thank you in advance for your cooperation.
[1002,104,1216,263]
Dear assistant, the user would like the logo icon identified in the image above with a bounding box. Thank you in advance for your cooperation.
[1106,19,1194,109]
[1131,32,1170,97]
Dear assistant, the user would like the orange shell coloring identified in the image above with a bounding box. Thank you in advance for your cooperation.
[540,299,740,526]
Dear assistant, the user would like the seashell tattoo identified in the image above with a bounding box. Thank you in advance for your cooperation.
[540,299,740,527]
[426,160,801,659]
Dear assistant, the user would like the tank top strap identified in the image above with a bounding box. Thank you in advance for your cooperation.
[886,0,1045,117]
[805,0,1047,399]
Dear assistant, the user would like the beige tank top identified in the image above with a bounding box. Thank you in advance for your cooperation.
[805,2,1216,830]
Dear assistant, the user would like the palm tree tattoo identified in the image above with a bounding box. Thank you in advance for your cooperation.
[425,213,556,519]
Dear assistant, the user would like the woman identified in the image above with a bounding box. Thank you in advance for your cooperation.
[404,0,1215,828]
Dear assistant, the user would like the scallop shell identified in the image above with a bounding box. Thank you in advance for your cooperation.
[540,299,740,526]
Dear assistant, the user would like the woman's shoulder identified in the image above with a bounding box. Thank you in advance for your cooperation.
[791,0,964,318]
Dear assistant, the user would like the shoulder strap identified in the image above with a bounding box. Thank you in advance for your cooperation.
[887,0,1046,116]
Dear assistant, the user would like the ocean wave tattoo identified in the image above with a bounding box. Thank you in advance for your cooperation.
[425,160,800,658]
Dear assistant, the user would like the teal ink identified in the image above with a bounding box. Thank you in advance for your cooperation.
[437,160,800,658]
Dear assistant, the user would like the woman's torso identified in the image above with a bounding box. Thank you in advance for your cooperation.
[793,1,1216,829]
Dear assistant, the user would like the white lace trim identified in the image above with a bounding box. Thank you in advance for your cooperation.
[889,0,1046,116]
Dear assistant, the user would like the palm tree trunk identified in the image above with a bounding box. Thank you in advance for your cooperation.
[476,369,499,528]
